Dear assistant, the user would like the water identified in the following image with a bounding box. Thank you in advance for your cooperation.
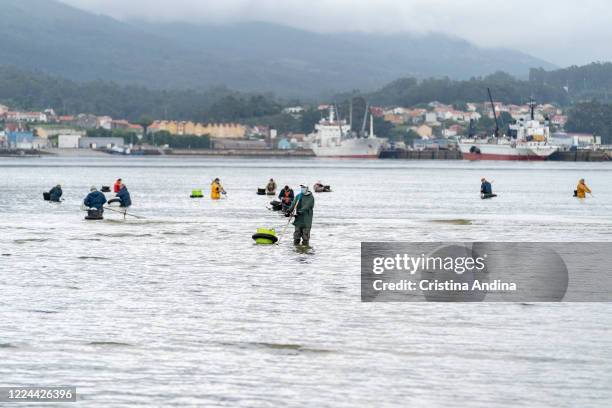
[1,156,611,407]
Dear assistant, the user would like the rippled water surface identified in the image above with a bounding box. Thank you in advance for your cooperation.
[1,156,611,407]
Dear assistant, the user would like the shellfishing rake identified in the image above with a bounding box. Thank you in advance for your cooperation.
[276,199,299,244]
[103,206,146,219]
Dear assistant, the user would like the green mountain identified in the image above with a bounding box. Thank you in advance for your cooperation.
[1,0,554,97]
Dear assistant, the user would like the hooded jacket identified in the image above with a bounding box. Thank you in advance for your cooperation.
[84,191,107,210]
[211,181,223,200]
[116,186,132,207]
[290,191,315,228]
[576,182,591,198]
[49,186,62,202]
[481,181,492,195]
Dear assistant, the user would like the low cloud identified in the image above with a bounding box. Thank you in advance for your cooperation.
[59,0,612,66]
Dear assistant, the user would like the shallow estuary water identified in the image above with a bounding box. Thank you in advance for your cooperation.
[1,156,611,407]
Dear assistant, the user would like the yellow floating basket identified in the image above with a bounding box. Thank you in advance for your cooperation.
[252,228,278,245]
[190,189,204,198]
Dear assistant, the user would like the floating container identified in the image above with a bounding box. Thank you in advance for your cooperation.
[269,200,283,211]
[101,186,111,192]
[190,189,204,198]
[252,228,278,245]
[314,185,332,193]
[85,209,104,220]
[43,192,51,201]
[257,188,266,195]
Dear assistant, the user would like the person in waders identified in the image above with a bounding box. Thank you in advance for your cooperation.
[575,178,592,198]
[211,178,226,200]
[266,178,277,194]
[289,185,315,246]
[83,186,107,217]
[278,185,295,212]
[116,184,132,208]
[49,184,63,202]
[480,178,495,199]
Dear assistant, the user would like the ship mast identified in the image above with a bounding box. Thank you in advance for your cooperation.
[334,103,344,139]
[349,98,353,135]
[529,96,536,120]
[360,102,370,138]
[487,87,500,138]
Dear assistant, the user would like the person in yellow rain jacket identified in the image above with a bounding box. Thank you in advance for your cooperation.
[575,178,592,198]
[211,178,226,200]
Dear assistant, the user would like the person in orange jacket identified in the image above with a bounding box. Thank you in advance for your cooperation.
[113,178,123,193]
[211,178,226,200]
[575,178,592,198]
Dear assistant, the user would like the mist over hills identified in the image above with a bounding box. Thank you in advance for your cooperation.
[1,0,555,97]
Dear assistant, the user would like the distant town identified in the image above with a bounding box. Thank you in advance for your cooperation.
[0,99,607,159]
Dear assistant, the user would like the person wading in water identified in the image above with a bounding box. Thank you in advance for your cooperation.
[481,178,496,199]
[278,185,295,212]
[211,178,226,200]
[575,178,592,198]
[289,185,315,246]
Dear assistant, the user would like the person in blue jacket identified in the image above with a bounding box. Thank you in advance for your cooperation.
[116,184,132,208]
[49,184,63,202]
[481,178,493,196]
[83,186,107,211]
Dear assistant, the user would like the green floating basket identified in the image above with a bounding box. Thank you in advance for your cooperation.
[190,189,204,198]
[252,228,278,245]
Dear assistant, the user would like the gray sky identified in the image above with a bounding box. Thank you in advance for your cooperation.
[59,0,612,66]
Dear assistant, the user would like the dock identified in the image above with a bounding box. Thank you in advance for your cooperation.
[380,149,462,160]
[548,150,610,162]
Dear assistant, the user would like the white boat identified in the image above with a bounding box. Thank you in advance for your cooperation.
[459,139,557,161]
[307,106,386,158]
[459,97,557,161]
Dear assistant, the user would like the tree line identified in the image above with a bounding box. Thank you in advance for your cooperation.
[565,101,612,144]
[360,72,571,107]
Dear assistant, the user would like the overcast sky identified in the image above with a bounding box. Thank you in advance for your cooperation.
[59,0,612,67]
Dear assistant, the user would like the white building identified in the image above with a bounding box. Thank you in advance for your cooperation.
[58,134,81,148]
[425,112,438,124]
[6,111,48,123]
[97,116,113,130]
[283,106,305,114]
[551,132,601,148]
[78,137,124,149]
[32,137,49,149]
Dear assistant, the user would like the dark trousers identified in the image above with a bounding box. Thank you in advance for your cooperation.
[294,227,311,245]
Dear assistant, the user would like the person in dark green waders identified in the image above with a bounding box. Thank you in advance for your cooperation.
[289,185,315,246]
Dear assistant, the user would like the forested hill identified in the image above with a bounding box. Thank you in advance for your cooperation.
[530,62,612,102]
[363,72,571,107]
[2,63,611,122]
[363,63,612,107]
[1,0,552,97]
[0,65,281,122]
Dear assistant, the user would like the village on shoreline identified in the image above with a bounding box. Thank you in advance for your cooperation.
[0,99,609,160]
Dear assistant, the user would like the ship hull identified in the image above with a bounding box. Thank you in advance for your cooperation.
[459,143,557,161]
[310,137,385,158]
[461,152,548,161]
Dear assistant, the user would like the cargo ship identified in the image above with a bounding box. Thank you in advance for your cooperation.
[306,105,386,158]
[459,90,557,161]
